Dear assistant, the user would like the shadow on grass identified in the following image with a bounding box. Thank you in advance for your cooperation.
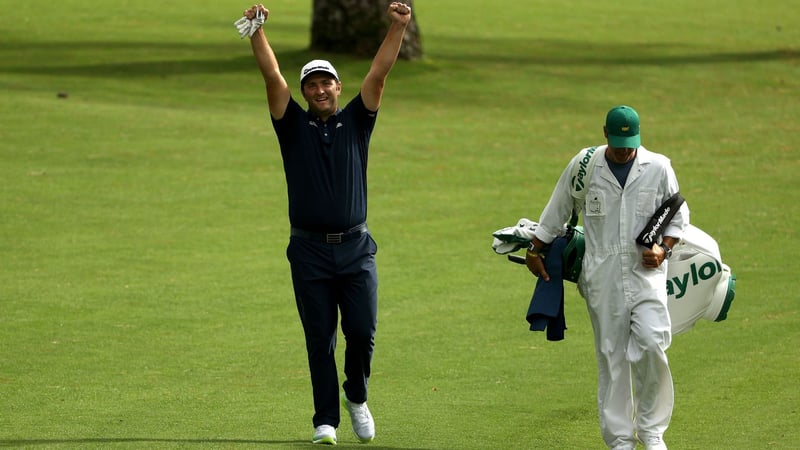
[0,45,316,78]
[0,39,797,80]
[0,437,428,449]
[425,36,799,66]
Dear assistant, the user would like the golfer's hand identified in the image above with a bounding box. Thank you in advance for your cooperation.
[249,9,266,36]
[388,2,412,24]
[642,245,666,269]
[526,252,550,282]
[244,4,269,21]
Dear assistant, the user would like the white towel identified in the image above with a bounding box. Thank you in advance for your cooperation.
[491,218,539,254]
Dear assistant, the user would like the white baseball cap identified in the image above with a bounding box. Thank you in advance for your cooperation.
[300,59,339,86]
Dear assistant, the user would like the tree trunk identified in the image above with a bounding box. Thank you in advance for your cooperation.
[310,0,422,60]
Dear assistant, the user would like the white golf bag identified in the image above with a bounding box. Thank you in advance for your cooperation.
[666,224,736,334]
[492,220,736,335]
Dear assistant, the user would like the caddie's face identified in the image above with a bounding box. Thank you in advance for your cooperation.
[603,126,637,164]
[302,73,341,119]
[606,145,637,164]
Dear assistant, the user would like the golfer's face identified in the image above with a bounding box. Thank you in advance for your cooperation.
[302,74,341,117]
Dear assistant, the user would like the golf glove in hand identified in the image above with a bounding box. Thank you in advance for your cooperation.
[234,16,251,39]
[248,10,265,37]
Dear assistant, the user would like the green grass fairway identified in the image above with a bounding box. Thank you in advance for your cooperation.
[2,0,798,448]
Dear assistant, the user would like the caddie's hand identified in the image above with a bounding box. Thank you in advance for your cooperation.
[526,250,550,282]
[388,2,412,24]
[642,245,666,269]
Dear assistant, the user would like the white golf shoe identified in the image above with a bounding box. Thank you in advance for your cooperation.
[312,424,337,445]
[342,394,375,443]
[643,435,667,450]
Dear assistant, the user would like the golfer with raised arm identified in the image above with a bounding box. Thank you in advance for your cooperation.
[238,2,411,445]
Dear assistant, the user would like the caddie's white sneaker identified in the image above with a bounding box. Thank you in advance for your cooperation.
[342,394,375,443]
[312,425,337,445]
[643,435,667,450]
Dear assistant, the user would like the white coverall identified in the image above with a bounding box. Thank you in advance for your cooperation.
[534,145,689,449]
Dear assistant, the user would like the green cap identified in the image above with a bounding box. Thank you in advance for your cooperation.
[605,105,641,149]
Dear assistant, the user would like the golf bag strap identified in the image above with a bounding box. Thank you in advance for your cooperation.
[570,146,604,204]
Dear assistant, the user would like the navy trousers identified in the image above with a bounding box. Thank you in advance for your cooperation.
[286,232,378,428]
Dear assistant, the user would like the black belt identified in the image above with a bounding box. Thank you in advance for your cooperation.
[290,223,368,244]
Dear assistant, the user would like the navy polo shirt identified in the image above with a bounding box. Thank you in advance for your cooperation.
[272,93,377,232]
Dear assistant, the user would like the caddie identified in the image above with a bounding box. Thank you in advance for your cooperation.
[525,106,689,450]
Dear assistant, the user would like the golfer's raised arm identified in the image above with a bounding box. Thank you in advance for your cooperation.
[247,5,290,119]
[361,2,411,111]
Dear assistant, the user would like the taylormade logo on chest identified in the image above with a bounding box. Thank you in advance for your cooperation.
[572,146,599,193]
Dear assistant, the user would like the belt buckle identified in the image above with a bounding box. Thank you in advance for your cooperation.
[326,233,343,244]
